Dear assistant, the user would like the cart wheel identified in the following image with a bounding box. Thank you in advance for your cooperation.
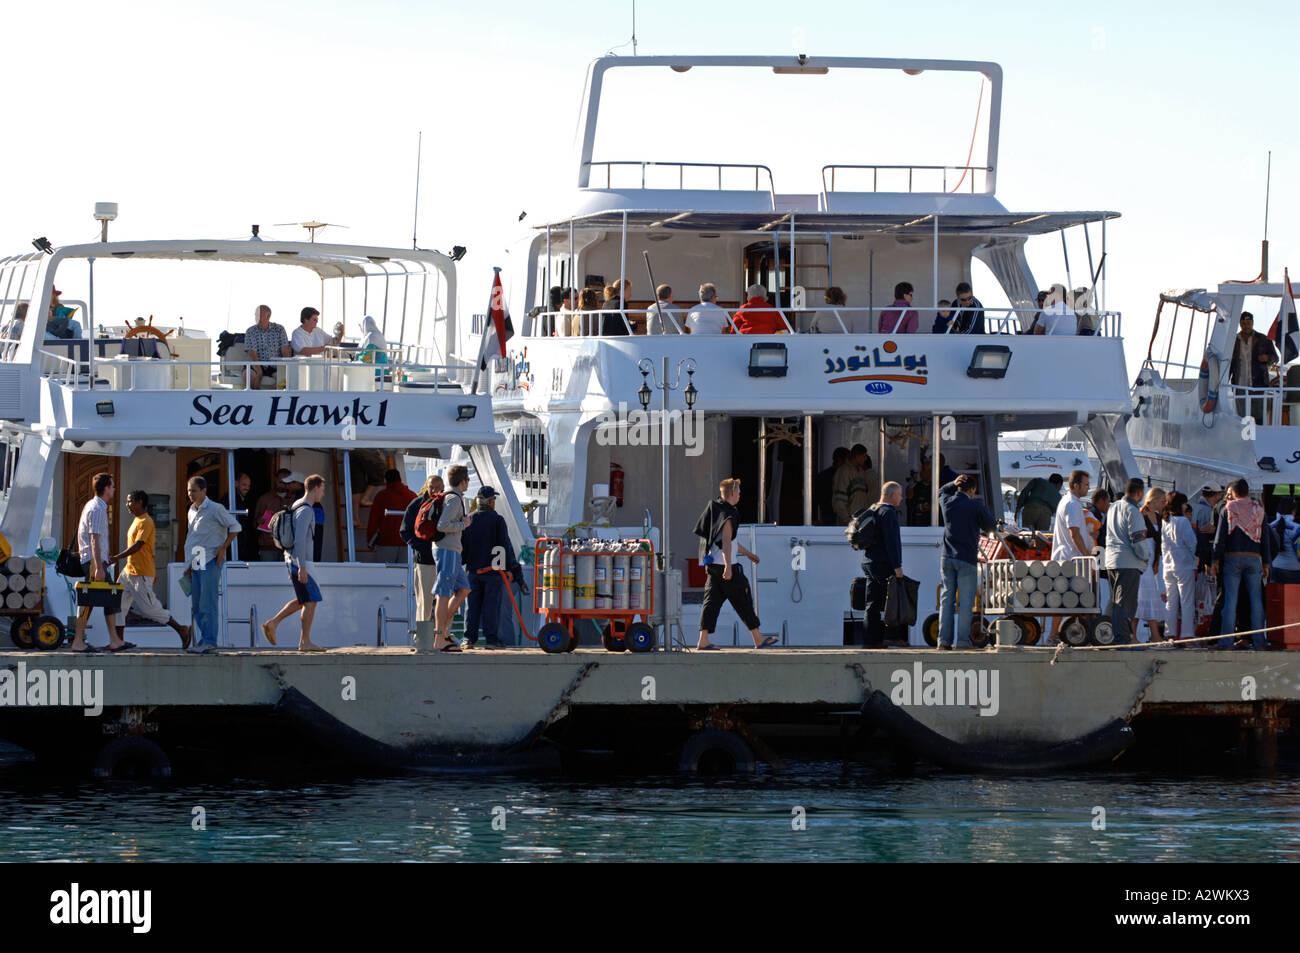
[1013,615,1042,646]
[625,622,656,653]
[601,622,627,652]
[1060,616,1089,647]
[921,613,940,647]
[8,616,33,650]
[969,617,992,648]
[32,615,65,651]
[567,630,581,652]
[537,622,570,654]
[1091,618,1116,646]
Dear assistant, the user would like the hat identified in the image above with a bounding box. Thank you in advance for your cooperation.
[477,486,498,499]
[1198,483,1222,495]
[282,471,307,484]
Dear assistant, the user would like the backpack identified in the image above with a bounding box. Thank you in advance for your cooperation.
[268,502,300,551]
[846,505,880,551]
[414,492,448,542]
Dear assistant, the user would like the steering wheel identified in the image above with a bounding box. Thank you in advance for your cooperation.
[122,316,176,357]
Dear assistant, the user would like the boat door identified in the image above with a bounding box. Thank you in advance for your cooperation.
[62,453,122,553]
[175,449,226,562]
[743,242,792,309]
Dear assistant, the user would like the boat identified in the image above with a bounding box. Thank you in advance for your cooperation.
[481,54,1142,647]
[0,233,535,649]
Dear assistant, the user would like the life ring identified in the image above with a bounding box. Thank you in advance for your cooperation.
[678,729,756,775]
[93,736,172,780]
[1197,350,1220,414]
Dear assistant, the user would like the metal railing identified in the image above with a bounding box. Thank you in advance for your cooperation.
[584,161,776,203]
[821,164,993,195]
[525,305,1122,338]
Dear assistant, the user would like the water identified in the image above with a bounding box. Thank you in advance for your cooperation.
[1,764,1297,862]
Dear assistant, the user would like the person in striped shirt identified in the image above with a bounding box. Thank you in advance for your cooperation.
[70,472,129,653]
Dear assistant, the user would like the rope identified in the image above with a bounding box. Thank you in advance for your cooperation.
[1044,618,1300,662]
[948,77,986,194]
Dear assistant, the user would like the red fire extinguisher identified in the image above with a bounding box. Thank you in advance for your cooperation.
[610,463,625,508]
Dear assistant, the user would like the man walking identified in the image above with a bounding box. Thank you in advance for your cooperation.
[832,444,879,525]
[1049,469,1092,644]
[1102,477,1149,646]
[432,465,473,653]
[366,468,416,563]
[693,478,775,650]
[859,482,905,648]
[459,487,519,649]
[183,475,241,653]
[70,472,128,653]
[400,475,444,626]
[262,474,328,652]
[937,475,995,649]
[112,491,190,648]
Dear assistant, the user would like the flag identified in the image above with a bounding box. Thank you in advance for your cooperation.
[483,269,509,361]
[1268,268,1299,364]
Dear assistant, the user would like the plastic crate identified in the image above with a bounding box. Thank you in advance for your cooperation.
[74,580,123,612]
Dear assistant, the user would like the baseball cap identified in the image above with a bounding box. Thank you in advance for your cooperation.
[282,471,307,484]
[477,486,498,499]
[1198,483,1222,495]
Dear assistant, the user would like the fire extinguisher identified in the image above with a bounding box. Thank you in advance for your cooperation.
[610,463,625,508]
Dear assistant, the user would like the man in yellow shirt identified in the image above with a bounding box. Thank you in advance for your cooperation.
[111,490,191,648]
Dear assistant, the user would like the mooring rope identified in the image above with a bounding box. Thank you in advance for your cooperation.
[1044,618,1300,664]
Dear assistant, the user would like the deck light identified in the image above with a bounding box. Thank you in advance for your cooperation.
[684,370,698,409]
[966,345,1011,379]
[449,246,467,261]
[748,342,788,378]
[457,404,477,421]
[32,237,53,254]
[637,370,652,410]
[95,400,115,417]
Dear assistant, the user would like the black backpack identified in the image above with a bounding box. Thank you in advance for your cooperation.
[846,505,880,551]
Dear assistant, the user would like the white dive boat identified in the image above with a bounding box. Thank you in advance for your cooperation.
[0,237,534,649]
[1130,279,1300,496]
[479,54,1142,647]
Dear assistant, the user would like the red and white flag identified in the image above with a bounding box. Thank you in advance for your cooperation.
[483,269,509,360]
[1268,268,1298,364]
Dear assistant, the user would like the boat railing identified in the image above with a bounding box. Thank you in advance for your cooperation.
[523,305,1122,338]
[1225,381,1300,429]
[821,164,993,195]
[583,161,776,203]
[36,346,474,393]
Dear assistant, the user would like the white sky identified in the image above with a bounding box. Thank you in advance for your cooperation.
[4,0,1297,374]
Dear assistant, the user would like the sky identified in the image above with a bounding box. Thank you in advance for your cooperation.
[3,0,1297,376]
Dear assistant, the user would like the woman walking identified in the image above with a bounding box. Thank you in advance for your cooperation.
[1161,492,1197,640]
[1137,488,1167,641]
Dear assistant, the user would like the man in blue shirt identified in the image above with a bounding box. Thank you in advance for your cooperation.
[458,487,519,649]
[860,482,905,648]
[937,475,996,649]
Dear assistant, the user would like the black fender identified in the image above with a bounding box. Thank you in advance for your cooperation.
[679,729,757,774]
[93,736,171,780]
[860,690,1133,771]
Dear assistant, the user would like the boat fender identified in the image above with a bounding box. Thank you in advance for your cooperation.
[859,690,1133,771]
[275,686,404,768]
[678,729,757,775]
[1198,350,1219,414]
[92,736,171,780]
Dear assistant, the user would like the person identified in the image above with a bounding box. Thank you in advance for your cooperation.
[243,304,290,389]
[937,474,995,649]
[1086,487,1111,555]
[225,471,258,560]
[809,287,849,333]
[859,482,905,648]
[1269,497,1300,584]
[1022,290,1049,334]
[1102,477,1148,646]
[574,287,602,335]
[431,464,473,652]
[290,306,342,356]
[733,284,787,334]
[366,469,416,563]
[1191,484,1221,570]
[693,478,775,649]
[1213,478,1272,649]
[69,472,128,653]
[832,444,879,525]
[815,446,849,525]
[111,491,190,648]
[312,492,325,563]
[2,301,27,356]
[459,487,519,649]
[1161,491,1198,641]
[908,454,957,527]
[878,282,919,334]
[261,474,328,652]
[399,474,445,624]
[601,279,631,336]
[949,282,985,334]
[1048,469,1092,644]
[255,469,296,561]
[645,284,679,335]
[45,289,83,340]
[1229,312,1277,425]
[183,475,241,653]
[1038,284,1077,336]
[358,315,389,363]
[930,299,954,334]
[554,287,577,337]
[1016,473,1063,531]
[1074,287,1099,335]
[1136,488,1167,641]
[685,283,730,334]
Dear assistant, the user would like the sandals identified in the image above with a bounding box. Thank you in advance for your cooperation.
[72,645,100,654]
[261,623,277,647]
[107,642,137,653]
[298,643,327,653]
[755,636,779,649]
[437,641,463,653]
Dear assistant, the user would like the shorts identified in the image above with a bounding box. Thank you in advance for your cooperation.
[287,560,323,604]
[433,548,469,597]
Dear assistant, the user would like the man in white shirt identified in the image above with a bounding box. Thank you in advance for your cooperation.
[1048,469,1092,643]
[71,472,129,652]
[645,284,679,335]
[1037,284,1077,336]
[184,475,241,653]
[291,307,343,356]
[685,283,730,334]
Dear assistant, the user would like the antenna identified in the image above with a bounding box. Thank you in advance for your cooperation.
[1262,150,1272,282]
[632,0,637,55]
[413,130,423,250]
[273,222,347,242]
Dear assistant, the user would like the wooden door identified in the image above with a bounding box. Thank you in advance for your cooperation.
[175,449,226,561]
[62,454,122,552]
